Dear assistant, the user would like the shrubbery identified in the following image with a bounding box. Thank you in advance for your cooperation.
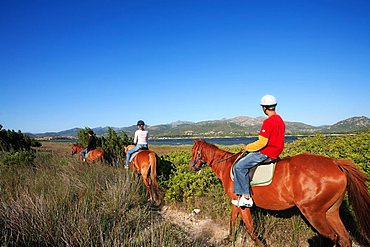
[0,127,41,152]
[0,126,40,169]
[282,130,370,175]
[159,148,230,218]
[76,127,133,164]
[0,151,36,168]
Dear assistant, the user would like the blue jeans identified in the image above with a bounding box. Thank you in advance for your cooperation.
[125,144,148,166]
[233,152,268,196]
[81,148,88,160]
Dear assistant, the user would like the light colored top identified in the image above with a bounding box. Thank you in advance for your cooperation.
[134,129,149,144]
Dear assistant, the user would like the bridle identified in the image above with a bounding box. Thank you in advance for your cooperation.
[190,141,243,171]
[190,143,206,171]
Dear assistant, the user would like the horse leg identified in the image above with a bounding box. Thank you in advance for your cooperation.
[299,206,340,245]
[140,164,153,201]
[239,208,261,246]
[326,199,351,247]
[229,206,239,242]
[142,177,153,201]
[147,178,153,201]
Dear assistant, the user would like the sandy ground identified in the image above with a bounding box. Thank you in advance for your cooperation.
[159,205,252,247]
[159,206,365,247]
[160,205,229,245]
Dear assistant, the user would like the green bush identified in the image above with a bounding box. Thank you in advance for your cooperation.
[160,150,223,203]
[0,128,41,152]
[282,131,370,176]
[0,150,35,168]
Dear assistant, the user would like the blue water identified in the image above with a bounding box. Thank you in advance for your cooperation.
[149,136,306,146]
[50,136,307,146]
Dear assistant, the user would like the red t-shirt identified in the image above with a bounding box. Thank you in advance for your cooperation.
[259,114,285,158]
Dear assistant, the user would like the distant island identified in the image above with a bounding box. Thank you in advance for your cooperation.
[27,116,370,140]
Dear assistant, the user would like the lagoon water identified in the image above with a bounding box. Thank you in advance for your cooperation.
[51,136,308,146]
[149,136,306,146]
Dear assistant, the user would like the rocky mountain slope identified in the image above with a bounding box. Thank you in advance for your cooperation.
[30,116,370,138]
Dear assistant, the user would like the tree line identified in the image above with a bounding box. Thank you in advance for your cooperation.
[0,124,41,152]
[0,124,135,167]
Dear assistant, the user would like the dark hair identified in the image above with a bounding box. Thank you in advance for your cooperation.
[262,104,277,110]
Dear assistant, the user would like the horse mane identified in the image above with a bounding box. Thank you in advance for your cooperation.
[199,140,233,156]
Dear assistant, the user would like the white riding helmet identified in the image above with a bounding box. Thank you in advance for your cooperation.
[260,95,277,106]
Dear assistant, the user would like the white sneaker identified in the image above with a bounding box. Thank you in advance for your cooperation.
[231,196,253,207]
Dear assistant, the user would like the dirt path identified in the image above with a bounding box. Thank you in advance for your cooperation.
[160,205,238,246]
[159,206,364,247]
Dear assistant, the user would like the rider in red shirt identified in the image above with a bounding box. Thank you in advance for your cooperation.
[232,95,285,207]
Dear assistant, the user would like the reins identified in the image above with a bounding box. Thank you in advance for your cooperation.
[215,152,243,164]
[191,141,245,170]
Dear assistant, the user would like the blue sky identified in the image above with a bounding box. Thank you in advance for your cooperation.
[1,0,369,133]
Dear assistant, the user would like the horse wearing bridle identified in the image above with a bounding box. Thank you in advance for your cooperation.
[71,143,105,163]
[190,139,370,247]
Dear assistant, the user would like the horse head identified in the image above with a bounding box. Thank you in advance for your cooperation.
[71,143,82,155]
[189,139,207,172]
[124,145,136,153]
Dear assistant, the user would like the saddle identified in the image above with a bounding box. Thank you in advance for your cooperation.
[129,147,149,162]
[230,156,279,186]
[85,150,92,158]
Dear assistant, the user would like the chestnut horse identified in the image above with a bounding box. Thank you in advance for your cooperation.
[124,145,160,205]
[71,143,105,163]
[190,139,370,247]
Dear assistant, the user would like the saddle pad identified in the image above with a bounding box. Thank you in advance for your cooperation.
[230,163,276,186]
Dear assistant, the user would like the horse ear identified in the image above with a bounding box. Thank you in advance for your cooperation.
[193,139,197,144]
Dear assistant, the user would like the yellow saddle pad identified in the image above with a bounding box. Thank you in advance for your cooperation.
[230,162,276,186]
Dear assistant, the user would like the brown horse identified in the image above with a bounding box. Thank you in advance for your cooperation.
[189,139,370,247]
[124,145,160,205]
[71,143,105,163]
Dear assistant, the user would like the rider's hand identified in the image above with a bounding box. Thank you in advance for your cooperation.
[242,145,249,152]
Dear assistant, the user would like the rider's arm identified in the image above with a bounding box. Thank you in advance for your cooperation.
[243,135,268,152]
[134,131,138,144]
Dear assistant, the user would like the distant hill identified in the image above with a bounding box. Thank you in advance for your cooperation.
[319,116,370,133]
[30,116,370,138]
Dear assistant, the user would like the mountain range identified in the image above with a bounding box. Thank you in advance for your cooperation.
[30,116,370,139]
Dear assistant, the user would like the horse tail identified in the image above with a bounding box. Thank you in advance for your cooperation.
[336,159,370,241]
[149,152,160,204]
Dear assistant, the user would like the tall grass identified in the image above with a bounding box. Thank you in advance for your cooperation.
[0,152,204,246]
[2,136,368,246]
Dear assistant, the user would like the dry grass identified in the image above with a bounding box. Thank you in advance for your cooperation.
[38,141,193,157]
[0,151,203,246]
[8,141,366,246]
